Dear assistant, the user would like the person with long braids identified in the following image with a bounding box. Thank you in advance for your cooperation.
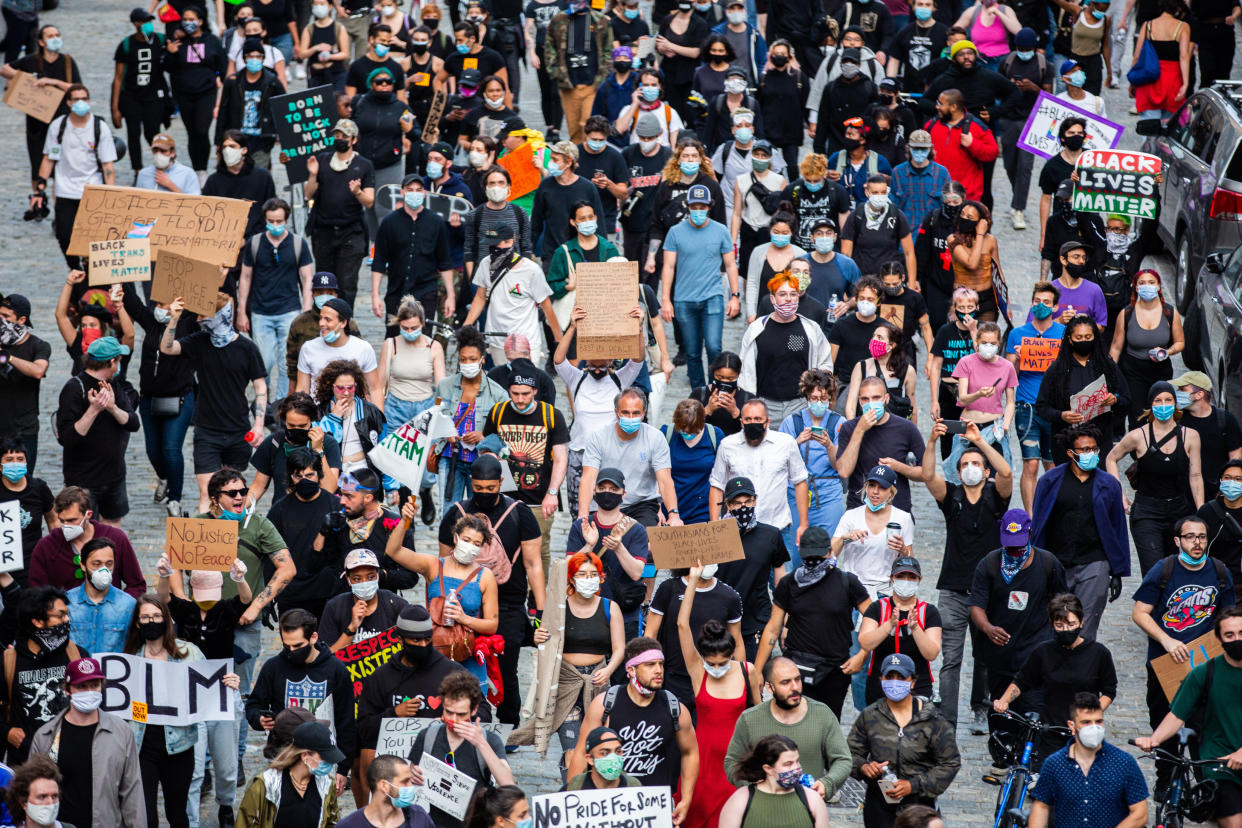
[946,200,1002,323]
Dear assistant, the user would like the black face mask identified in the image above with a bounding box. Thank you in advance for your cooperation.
[874,128,891,140]
[1071,339,1095,356]
[956,216,977,235]
[473,490,501,509]
[770,53,789,68]
[410,42,429,54]
[942,202,961,221]
[842,137,860,151]
[293,477,320,500]
[140,621,165,641]
[594,491,623,511]
[742,422,766,442]
[402,641,434,666]
[1065,262,1090,280]
[332,137,351,154]
[283,643,313,665]
[878,94,894,104]
[1062,134,1085,151]
[372,89,394,102]
[614,61,632,73]
[883,284,903,297]
[589,367,610,379]
[1054,627,1080,648]
[729,504,756,530]
[285,427,310,446]
[1223,639,1242,661]
[491,246,515,266]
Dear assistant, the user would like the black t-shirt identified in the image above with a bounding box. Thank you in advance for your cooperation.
[755,316,810,401]
[785,179,852,249]
[169,594,248,659]
[177,332,267,432]
[689,384,753,436]
[313,151,376,228]
[0,334,51,435]
[276,769,322,828]
[267,490,341,609]
[57,720,97,828]
[526,0,569,50]
[1181,408,1242,499]
[715,523,789,636]
[836,414,926,511]
[575,145,628,229]
[438,495,541,610]
[345,55,406,92]
[1046,470,1105,568]
[251,430,343,506]
[656,13,709,85]
[443,46,506,83]
[828,312,883,382]
[931,321,975,380]
[862,598,943,699]
[319,589,409,645]
[115,34,167,98]
[887,22,948,91]
[649,577,743,702]
[1038,153,1076,196]
[0,478,53,560]
[773,566,869,666]
[620,143,672,232]
[936,481,1009,592]
[482,401,571,504]
[609,12,650,45]
[970,548,1068,673]
[1013,639,1118,728]
[877,288,928,350]
[841,204,912,278]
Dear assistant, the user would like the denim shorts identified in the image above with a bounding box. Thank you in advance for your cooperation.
[1014,401,1053,462]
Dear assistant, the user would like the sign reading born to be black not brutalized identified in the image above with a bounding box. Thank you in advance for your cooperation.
[270,84,339,185]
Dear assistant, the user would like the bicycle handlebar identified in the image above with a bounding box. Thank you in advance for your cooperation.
[1127,739,1224,768]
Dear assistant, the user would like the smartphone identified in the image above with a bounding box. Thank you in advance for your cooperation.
[811,425,825,434]
[942,419,968,435]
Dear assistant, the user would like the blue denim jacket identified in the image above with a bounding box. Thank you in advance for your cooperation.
[68,585,136,655]
[130,639,205,755]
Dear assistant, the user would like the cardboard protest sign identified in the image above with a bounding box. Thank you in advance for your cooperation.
[88,239,151,285]
[1069,375,1111,422]
[498,141,541,200]
[376,717,513,757]
[532,786,674,828]
[0,501,22,574]
[1151,630,1223,702]
[1017,92,1123,160]
[369,407,457,493]
[1072,148,1162,219]
[269,85,338,184]
[1017,337,1060,372]
[420,754,477,819]
[335,627,404,716]
[575,261,642,361]
[165,517,238,571]
[3,71,65,123]
[647,518,746,569]
[150,250,221,317]
[68,185,252,267]
[98,654,235,726]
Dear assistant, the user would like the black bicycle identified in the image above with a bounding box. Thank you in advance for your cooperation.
[1129,729,1222,828]
[984,710,1073,828]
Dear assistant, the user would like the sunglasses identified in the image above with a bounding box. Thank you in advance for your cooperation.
[373,78,394,86]
[218,488,247,499]
[335,384,356,393]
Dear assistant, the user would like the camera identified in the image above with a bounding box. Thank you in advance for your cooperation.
[568,52,590,70]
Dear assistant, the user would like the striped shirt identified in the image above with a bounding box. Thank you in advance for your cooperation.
[463,202,533,269]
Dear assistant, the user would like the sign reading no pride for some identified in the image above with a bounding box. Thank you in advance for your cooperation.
[1072,148,1162,219]
[532,786,673,828]
[165,517,238,571]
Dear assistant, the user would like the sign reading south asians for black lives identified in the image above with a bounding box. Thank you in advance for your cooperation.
[1072,149,1162,220]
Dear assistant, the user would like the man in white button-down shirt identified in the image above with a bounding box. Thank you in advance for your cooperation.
[708,398,810,544]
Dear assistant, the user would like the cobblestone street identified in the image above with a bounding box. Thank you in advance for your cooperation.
[3,1,1232,823]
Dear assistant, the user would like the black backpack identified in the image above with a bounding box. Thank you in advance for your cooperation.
[55,111,126,166]
[602,684,680,730]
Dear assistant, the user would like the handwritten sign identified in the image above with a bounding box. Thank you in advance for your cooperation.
[376,717,512,757]
[1069,375,1111,422]
[576,261,642,361]
[165,517,238,571]
[3,71,65,123]
[150,250,221,317]
[1017,92,1123,161]
[369,407,458,493]
[647,518,745,569]
[1072,148,1162,219]
[88,239,152,285]
[335,627,404,716]
[1151,630,1223,702]
[0,501,22,574]
[498,141,541,200]
[532,786,674,828]
[422,86,447,144]
[420,754,477,819]
[1017,337,1060,372]
[269,84,338,185]
[98,654,235,726]
[68,185,252,267]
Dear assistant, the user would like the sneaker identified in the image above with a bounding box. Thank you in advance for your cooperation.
[1129,104,1140,115]
[827,789,841,805]
[154,479,168,503]
[294,63,306,80]
[1010,209,1026,230]
[1108,78,1120,89]
[546,128,561,143]
[166,500,182,518]
[971,709,988,735]
[218,806,235,828]
[987,763,1010,778]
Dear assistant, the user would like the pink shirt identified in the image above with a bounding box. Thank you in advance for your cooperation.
[970,11,1012,57]
[952,352,1018,416]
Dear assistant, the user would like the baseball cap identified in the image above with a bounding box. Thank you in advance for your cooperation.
[950,40,977,58]
[152,132,176,150]
[508,369,539,389]
[1000,508,1031,547]
[723,477,756,501]
[502,115,527,135]
[725,65,747,79]
[881,653,915,678]
[86,336,130,361]
[344,549,380,571]
[1015,27,1037,49]
[841,47,861,63]
[459,67,483,88]
[879,77,899,91]
[585,726,623,751]
[292,721,346,765]
[752,139,773,154]
[811,217,838,234]
[891,556,921,577]
[597,467,626,488]
[312,271,339,291]
[865,464,897,489]
[396,605,434,640]
[1056,178,1076,200]
[1059,240,1087,258]
[190,570,224,602]
[1172,370,1212,391]
[332,118,359,138]
[687,183,712,205]
[636,112,664,138]
[549,140,579,161]
[401,173,426,188]
[264,707,315,759]
[907,129,932,148]
[67,657,104,686]
[799,526,831,553]
[1059,59,1081,76]
[0,293,32,322]
[130,7,155,22]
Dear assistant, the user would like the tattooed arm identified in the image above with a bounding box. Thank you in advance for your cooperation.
[239,548,296,625]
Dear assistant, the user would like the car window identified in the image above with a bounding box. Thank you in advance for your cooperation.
[1188,104,1218,161]
[1171,98,1201,147]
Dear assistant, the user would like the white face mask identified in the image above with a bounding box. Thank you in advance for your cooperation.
[351,579,379,601]
[70,689,103,713]
[460,362,482,379]
[62,522,85,542]
[222,145,244,166]
[24,803,59,827]
[454,541,481,564]
[1077,722,1105,749]
[469,150,488,168]
[700,563,718,580]
[89,566,112,591]
[891,578,919,599]
[573,575,600,597]
[703,661,731,679]
[856,300,877,317]
[978,342,999,360]
[959,463,984,487]
[486,184,509,202]
[153,151,172,169]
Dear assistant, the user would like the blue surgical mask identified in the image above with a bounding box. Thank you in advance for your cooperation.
[404,191,425,210]
[863,401,885,420]
[1068,70,1087,87]
[586,138,607,152]
[619,416,642,434]
[814,236,835,254]
[70,99,90,117]
[388,784,418,808]
[324,326,342,344]
[245,57,264,74]
[1092,8,1105,18]
[680,161,700,177]
[914,6,932,20]
[425,160,443,178]
[220,506,245,522]
[679,430,699,441]
[2,463,26,482]
[577,219,597,236]
[1179,547,1203,567]
[688,208,708,225]
[515,820,533,828]
[314,294,332,310]
[141,21,155,36]
[881,679,911,701]
[1015,49,1034,61]
[1175,390,1192,409]
[734,127,753,144]
[311,760,335,777]
[804,179,823,193]
[625,6,639,17]
[514,400,538,415]
[400,327,421,342]
[456,42,470,54]
[46,36,63,51]
[641,85,660,101]
[910,148,930,163]
[266,222,285,237]
[1136,284,1160,302]
[770,233,791,248]
[1220,480,1242,501]
[1074,450,1100,471]
[546,161,563,177]
[808,401,830,418]
[866,497,888,512]
[1152,403,1175,421]
[374,43,390,57]
[153,307,171,324]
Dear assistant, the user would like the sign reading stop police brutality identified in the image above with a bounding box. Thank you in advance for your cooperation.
[1017,91,1123,160]
[1072,149,1162,219]
[96,654,235,726]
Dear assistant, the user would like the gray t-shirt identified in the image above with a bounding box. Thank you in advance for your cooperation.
[581,422,671,506]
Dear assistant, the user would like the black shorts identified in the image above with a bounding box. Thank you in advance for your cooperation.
[88,480,130,521]
[193,426,253,476]
[1218,779,1242,819]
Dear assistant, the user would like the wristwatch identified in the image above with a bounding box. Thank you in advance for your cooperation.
[345,627,357,637]
[730,292,741,298]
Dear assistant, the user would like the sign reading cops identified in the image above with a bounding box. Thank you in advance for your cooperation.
[1072,149,1162,219]
[270,84,338,184]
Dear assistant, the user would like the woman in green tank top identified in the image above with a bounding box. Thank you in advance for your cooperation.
[718,734,830,828]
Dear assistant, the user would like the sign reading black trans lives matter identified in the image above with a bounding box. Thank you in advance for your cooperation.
[270,84,338,185]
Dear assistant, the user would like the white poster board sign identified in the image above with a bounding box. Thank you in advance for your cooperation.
[531,786,674,828]
[377,717,513,757]
[0,501,23,573]
[420,754,477,820]
[97,654,235,726]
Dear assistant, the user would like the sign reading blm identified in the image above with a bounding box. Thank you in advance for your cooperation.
[270,85,338,184]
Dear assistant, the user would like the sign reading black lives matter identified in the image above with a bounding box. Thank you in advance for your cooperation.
[532,786,674,828]
[1072,148,1162,219]
[270,84,339,185]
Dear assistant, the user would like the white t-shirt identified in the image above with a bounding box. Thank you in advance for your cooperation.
[832,504,915,597]
[554,359,643,450]
[473,256,552,351]
[297,335,378,389]
[1056,88,1107,118]
[44,115,118,200]
[619,103,685,148]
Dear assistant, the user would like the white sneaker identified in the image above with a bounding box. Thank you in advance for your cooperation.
[294,63,306,80]
[1108,78,1120,89]
[1011,209,1026,230]
[166,500,182,518]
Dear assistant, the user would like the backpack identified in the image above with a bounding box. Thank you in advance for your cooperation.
[572,369,622,403]
[999,51,1047,82]
[249,230,310,268]
[741,781,813,825]
[455,498,522,584]
[55,111,125,169]
[601,683,680,730]
[865,597,930,677]
[470,205,529,262]
[1157,553,1230,598]
[663,423,718,452]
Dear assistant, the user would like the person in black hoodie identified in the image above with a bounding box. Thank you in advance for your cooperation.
[121,284,198,519]
[214,38,286,169]
[203,129,278,244]
[813,48,877,157]
[756,39,810,175]
[921,38,1022,122]
[162,7,228,174]
[245,608,357,784]
[268,447,342,620]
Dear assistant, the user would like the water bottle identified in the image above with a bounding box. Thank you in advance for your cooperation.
[828,294,839,326]
[443,587,459,627]
[879,767,901,804]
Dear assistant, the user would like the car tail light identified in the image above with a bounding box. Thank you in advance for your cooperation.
[1210,187,1242,221]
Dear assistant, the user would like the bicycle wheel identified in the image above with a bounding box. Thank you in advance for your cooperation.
[994,770,1029,828]
[1153,800,1182,828]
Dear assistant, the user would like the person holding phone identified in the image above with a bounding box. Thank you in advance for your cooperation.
[690,351,752,436]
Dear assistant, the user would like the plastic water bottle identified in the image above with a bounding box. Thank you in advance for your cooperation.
[443,587,459,626]
[879,767,902,804]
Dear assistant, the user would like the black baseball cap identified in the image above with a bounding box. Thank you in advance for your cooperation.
[1,294,32,323]
[723,477,755,502]
[292,721,345,765]
[585,726,623,751]
[891,556,921,577]
[597,467,626,488]
[130,7,155,22]
[800,526,831,553]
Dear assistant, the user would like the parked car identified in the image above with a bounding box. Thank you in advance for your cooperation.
[1185,245,1242,414]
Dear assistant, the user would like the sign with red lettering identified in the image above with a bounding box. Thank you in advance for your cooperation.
[1072,149,1162,219]
[165,517,238,571]
[1018,337,1060,372]
[334,627,404,716]
[1070,375,1111,422]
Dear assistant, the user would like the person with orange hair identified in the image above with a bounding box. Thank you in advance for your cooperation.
[737,270,834,425]
[523,550,624,779]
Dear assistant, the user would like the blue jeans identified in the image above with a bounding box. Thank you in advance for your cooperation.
[234,622,263,762]
[781,480,846,569]
[384,393,437,492]
[1014,401,1053,462]
[440,457,473,516]
[187,707,239,826]
[251,310,299,400]
[140,391,196,502]
[269,31,295,66]
[673,295,723,389]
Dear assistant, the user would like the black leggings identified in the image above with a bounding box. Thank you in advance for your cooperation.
[141,737,194,828]
[25,118,48,184]
[535,64,563,132]
[119,94,165,173]
[173,90,216,171]
[1,6,37,64]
